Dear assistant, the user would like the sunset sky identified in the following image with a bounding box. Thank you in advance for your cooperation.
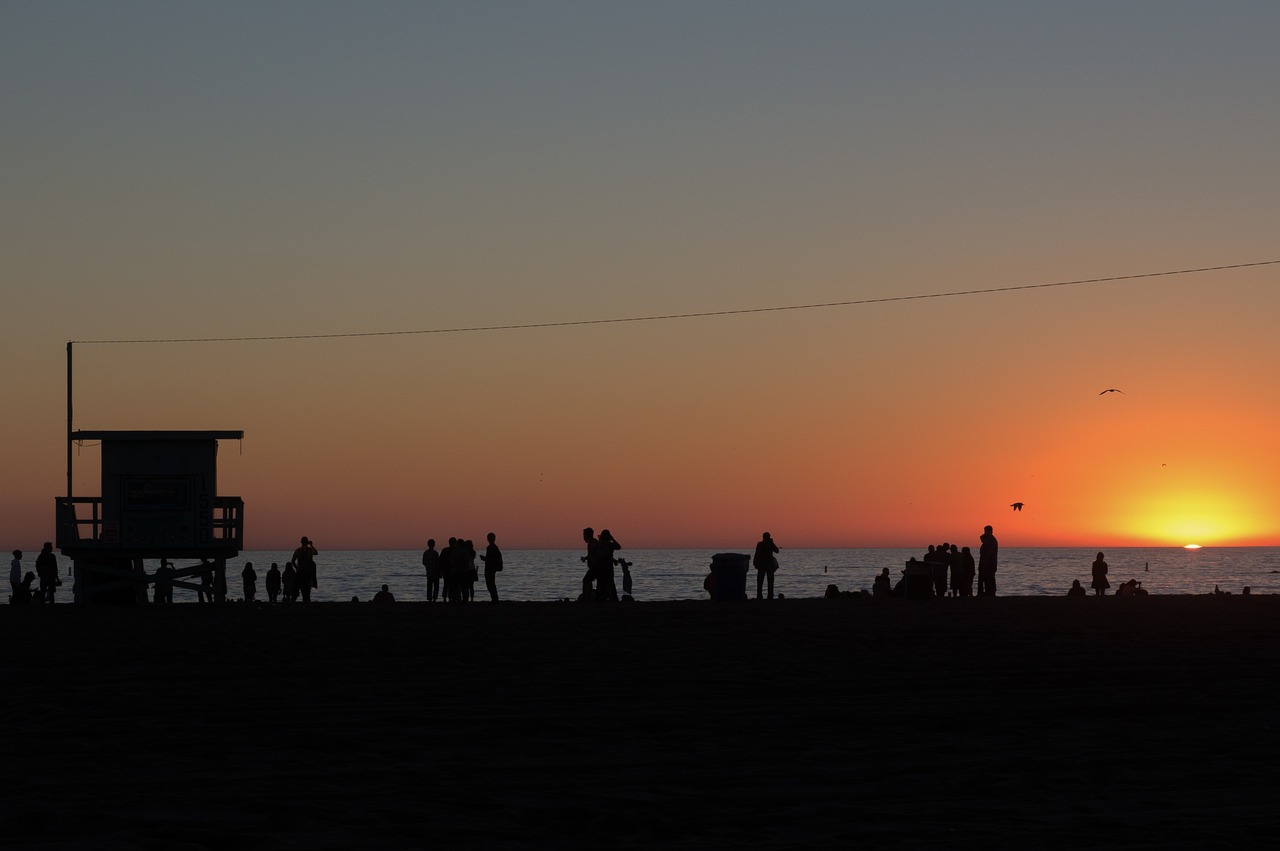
[4,1,1279,550]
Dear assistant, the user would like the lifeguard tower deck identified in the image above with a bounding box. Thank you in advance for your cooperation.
[55,430,244,604]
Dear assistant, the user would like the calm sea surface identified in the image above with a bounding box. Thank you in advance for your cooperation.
[213,547,1279,603]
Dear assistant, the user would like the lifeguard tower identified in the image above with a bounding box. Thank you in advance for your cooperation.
[55,430,245,604]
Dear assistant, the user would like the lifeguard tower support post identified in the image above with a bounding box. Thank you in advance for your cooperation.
[55,430,245,604]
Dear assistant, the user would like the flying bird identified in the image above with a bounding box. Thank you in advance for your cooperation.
[1010,502,1024,511]
[1098,388,1125,395]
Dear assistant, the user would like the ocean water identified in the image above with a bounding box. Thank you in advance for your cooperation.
[214,547,1279,603]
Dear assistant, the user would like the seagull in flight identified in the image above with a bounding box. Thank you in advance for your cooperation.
[1098,388,1125,395]
[1010,502,1024,511]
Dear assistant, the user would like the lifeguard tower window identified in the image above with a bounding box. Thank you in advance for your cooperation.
[57,430,244,559]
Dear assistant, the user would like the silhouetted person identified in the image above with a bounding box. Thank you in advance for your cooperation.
[1068,579,1086,596]
[480,532,503,603]
[282,561,299,603]
[440,538,456,602]
[931,541,950,597]
[10,550,22,604]
[155,559,175,604]
[753,532,779,600]
[422,539,441,602]
[872,567,891,597]
[35,542,58,604]
[580,528,598,599]
[265,562,281,603]
[462,539,478,602]
[948,544,964,597]
[213,560,228,603]
[198,559,214,603]
[595,530,621,602]
[977,526,998,596]
[242,561,257,603]
[1116,578,1145,596]
[34,542,58,604]
[1091,552,1109,596]
[13,571,36,605]
[293,537,318,603]
[618,558,634,598]
[960,547,976,597]
[372,584,395,604]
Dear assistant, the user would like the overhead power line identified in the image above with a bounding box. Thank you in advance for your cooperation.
[73,259,1280,345]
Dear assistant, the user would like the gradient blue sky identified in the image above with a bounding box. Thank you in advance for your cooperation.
[4,2,1279,549]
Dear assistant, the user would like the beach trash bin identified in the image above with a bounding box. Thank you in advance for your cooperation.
[709,553,751,601]
[904,560,933,599]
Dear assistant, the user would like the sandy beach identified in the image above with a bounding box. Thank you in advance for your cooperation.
[5,596,1279,849]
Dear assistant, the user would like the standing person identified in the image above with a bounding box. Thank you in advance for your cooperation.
[619,558,634,598]
[753,532,779,600]
[198,559,214,603]
[35,542,59,604]
[947,544,964,597]
[422,539,441,602]
[595,530,621,602]
[462,539,478,602]
[580,528,598,600]
[242,561,257,603]
[977,525,998,596]
[265,562,281,603]
[932,542,950,598]
[480,532,503,603]
[959,546,976,597]
[10,550,22,604]
[439,538,456,602]
[1091,552,1110,596]
[213,561,228,603]
[155,559,175,604]
[293,537,318,603]
[282,561,299,603]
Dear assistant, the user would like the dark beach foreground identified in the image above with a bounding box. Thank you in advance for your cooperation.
[5,596,1279,849]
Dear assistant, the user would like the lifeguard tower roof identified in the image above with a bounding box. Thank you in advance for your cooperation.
[73,429,244,441]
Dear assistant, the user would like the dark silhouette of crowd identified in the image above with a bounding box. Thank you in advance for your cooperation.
[886,526,995,598]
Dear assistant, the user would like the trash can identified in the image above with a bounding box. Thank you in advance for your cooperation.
[903,559,933,599]
[709,553,751,601]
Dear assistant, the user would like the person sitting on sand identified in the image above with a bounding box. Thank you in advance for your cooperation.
[372,584,396,604]
[1116,579,1146,597]
[12,571,35,606]
[1067,579,1086,597]
[872,568,892,597]
[1091,552,1109,596]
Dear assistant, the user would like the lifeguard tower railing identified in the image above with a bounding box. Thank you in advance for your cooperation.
[56,495,244,556]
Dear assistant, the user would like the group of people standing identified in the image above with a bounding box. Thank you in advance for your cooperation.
[875,525,1000,598]
[421,533,503,603]
[235,536,319,604]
